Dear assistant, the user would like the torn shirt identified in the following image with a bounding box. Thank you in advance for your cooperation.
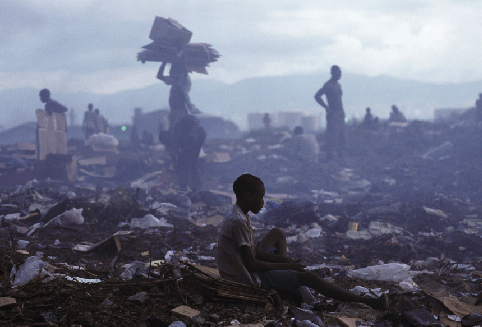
[218,204,261,288]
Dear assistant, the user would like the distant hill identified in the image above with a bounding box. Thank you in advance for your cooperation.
[2,73,482,130]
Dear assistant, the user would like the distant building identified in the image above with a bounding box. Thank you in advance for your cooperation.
[248,113,277,131]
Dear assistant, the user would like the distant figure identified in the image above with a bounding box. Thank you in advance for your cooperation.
[389,105,407,122]
[476,93,482,124]
[157,54,200,132]
[82,103,96,139]
[39,89,67,116]
[263,113,271,131]
[94,108,108,133]
[37,88,68,160]
[314,65,346,160]
[362,107,379,129]
[291,126,319,163]
[172,115,207,191]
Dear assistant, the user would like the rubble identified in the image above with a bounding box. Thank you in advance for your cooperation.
[0,119,481,326]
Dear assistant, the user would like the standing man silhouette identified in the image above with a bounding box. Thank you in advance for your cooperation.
[314,65,346,161]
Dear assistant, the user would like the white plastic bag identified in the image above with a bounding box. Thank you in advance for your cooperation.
[348,263,414,283]
[130,214,173,229]
[10,256,49,287]
[48,208,84,227]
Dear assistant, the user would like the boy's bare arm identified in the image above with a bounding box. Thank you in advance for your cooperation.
[240,246,305,273]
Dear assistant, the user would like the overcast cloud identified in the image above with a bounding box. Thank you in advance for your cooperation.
[2,0,482,94]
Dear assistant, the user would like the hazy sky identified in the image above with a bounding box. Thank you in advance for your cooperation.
[2,0,482,95]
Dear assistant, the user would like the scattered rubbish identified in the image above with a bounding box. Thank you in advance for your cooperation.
[0,297,17,309]
[171,305,201,319]
[64,276,102,283]
[120,261,148,281]
[10,256,49,287]
[101,294,114,307]
[128,291,149,303]
[402,309,444,327]
[305,227,322,238]
[368,221,403,235]
[85,133,119,153]
[45,208,84,227]
[421,141,453,160]
[348,263,422,287]
[72,231,136,253]
[168,322,187,327]
[330,316,365,327]
[1,113,482,326]
[292,306,324,326]
[17,240,29,249]
[461,313,482,326]
[349,286,387,297]
[131,214,174,228]
[447,315,462,322]
[298,320,320,327]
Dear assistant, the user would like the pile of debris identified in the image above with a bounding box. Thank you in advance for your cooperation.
[0,120,482,326]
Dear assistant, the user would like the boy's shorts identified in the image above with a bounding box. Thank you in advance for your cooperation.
[258,270,300,292]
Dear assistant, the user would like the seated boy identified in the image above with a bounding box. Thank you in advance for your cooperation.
[217,173,388,310]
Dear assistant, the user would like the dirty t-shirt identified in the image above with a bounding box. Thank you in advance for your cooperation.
[218,204,261,288]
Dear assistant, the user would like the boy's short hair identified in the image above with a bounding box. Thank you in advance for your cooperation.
[233,174,263,198]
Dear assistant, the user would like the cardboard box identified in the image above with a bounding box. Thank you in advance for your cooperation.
[149,17,192,48]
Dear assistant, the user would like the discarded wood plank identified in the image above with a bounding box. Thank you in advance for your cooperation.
[73,231,135,253]
[0,297,17,309]
[334,317,365,327]
[441,296,482,317]
[171,305,200,319]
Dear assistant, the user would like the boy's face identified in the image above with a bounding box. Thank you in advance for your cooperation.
[247,184,265,214]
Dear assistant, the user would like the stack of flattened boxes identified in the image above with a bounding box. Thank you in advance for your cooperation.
[36,109,67,160]
[137,17,220,74]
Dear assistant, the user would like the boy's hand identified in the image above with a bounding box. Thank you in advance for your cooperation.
[285,260,306,272]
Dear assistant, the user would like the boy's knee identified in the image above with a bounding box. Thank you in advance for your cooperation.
[270,227,286,241]
[298,271,319,284]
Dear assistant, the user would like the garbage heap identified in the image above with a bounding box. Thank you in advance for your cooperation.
[0,120,482,326]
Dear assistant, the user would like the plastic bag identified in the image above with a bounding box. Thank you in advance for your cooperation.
[11,256,49,287]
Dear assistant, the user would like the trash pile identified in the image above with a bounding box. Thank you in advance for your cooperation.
[0,120,482,326]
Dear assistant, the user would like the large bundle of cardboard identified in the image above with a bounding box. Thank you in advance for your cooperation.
[36,109,67,160]
[137,17,220,74]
